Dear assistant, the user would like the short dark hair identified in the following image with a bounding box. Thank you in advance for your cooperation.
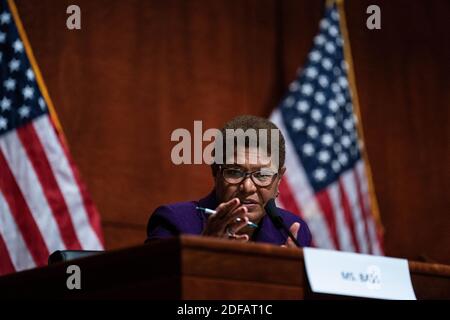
[211,115,286,175]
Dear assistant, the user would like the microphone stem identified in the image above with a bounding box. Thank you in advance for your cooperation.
[273,216,300,248]
[265,199,301,248]
[284,226,301,247]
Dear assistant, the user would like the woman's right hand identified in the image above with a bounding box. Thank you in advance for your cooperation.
[201,198,250,242]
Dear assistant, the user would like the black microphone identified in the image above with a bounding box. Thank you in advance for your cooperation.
[264,199,300,247]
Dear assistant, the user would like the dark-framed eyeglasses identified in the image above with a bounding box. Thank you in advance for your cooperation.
[220,166,278,187]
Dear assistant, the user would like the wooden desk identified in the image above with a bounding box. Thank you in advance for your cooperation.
[0,235,448,299]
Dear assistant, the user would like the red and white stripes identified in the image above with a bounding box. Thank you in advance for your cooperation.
[0,115,104,275]
[271,109,383,254]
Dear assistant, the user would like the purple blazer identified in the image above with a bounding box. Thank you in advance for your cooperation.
[146,191,312,247]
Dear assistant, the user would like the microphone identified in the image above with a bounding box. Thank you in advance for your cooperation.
[264,199,300,247]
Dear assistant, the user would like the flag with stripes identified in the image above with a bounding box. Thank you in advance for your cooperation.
[0,0,103,275]
[270,4,383,254]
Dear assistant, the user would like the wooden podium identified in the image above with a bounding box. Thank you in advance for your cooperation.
[0,235,448,299]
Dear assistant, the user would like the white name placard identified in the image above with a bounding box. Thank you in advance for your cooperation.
[303,248,416,300]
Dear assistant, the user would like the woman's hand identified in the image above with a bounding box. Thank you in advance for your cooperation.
[283,222,301,248]
[201,198,250,242]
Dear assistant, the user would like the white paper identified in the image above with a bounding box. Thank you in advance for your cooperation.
[303,248,416,300]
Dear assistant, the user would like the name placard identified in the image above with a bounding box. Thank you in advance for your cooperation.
[303,248,416,300]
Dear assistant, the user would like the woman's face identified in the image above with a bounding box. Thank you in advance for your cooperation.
[214,147,285,224]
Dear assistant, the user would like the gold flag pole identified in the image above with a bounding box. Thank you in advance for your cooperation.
[8,0,67,142]
[333,0,385,235]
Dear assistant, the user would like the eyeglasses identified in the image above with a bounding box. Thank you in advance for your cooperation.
[221,166,278,187]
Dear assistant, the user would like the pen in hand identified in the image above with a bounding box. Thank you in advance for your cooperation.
[196,206,259,229]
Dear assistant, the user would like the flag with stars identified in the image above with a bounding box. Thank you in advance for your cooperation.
[270,4,383,254]
[0,0,103,275]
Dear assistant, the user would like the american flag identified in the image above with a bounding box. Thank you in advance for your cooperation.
[0,0,103,275]
[270,4,383,254]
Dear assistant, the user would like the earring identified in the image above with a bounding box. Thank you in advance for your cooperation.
[275,191,280,198]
